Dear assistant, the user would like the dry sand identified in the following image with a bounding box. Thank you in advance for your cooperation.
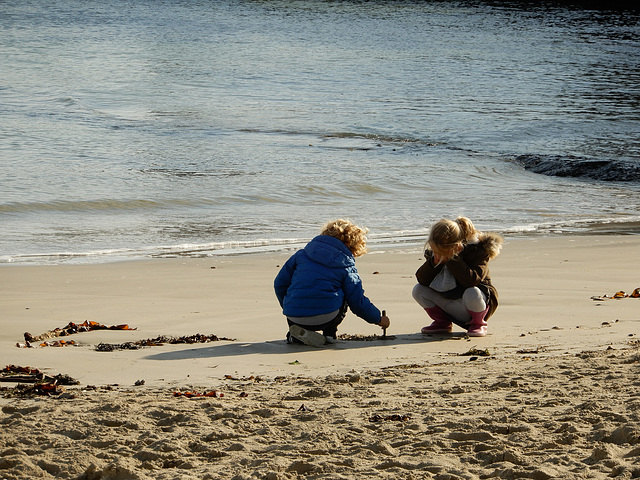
[1,235,639,480]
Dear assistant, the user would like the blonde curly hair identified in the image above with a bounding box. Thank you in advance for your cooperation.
[321,219,369,257]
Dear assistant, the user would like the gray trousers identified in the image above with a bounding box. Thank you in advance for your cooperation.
[412,284,487,324]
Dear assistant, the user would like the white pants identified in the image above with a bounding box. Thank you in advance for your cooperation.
[412,284,487,323]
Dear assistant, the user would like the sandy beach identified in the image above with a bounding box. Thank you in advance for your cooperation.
[1,235,639,479]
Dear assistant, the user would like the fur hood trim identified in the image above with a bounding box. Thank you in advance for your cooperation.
[477,232,504,260]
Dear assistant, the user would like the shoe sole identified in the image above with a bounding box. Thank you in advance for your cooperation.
[467,327,487,337]
[421,328,452,334]
[289,325,326,347]
[467,331,487,337]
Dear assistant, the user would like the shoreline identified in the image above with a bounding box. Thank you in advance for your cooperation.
[3,223,640,267]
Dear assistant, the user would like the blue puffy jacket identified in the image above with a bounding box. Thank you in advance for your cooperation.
[274,235,381,324]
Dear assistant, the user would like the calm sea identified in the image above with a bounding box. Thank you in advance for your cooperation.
[2,0,639,264]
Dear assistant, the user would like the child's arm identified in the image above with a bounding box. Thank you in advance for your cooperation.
[273,254,298,307]
[342,268,382,324]
[415,251,444,286]
[446,251,490,287]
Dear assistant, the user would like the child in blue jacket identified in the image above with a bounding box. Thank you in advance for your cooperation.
[274,219,390,346]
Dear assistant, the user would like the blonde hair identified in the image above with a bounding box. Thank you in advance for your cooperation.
[426,216,503,259]
[321,219,369,257]
[426,217,479,257]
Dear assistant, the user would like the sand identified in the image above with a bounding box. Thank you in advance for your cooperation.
[1,235,639,479]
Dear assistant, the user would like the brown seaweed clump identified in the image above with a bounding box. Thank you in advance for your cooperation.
[95,333,235,352]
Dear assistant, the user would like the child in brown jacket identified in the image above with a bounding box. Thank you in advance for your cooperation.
[412,217,503,337]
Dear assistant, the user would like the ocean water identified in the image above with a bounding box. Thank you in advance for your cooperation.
[2,0,639,264]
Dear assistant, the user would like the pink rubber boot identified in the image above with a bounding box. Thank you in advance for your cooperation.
[421,306,453,334]
[467,306,490,337]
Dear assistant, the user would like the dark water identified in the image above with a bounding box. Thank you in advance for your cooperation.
[1,0,639,263]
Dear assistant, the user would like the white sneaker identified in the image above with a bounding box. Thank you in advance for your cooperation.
[288,325,326,347]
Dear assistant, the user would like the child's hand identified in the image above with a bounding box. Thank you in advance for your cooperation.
[378,315,390,329]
